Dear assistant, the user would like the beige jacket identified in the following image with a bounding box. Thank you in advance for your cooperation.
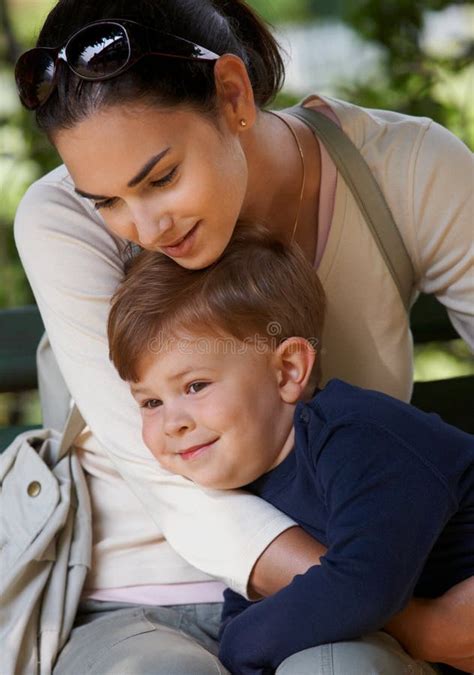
[14,96,473,594]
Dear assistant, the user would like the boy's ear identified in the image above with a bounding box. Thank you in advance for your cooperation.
[273,338,317,404]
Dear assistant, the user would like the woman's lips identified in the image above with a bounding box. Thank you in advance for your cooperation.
[161,221,200,258]
[179,439,217,461]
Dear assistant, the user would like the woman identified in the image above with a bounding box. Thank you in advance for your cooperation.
[14,0,473,673]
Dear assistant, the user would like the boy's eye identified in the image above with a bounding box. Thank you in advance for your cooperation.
[141,398,162,409]
[187,381,209,395]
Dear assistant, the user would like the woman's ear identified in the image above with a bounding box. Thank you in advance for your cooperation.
[213,54,257,132]
[273,338,317,404]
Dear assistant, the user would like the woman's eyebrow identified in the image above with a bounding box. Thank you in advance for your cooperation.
[74,147,172,199]
[127,148,171,188]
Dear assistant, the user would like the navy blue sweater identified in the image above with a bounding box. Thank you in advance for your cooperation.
[219,380,474,675]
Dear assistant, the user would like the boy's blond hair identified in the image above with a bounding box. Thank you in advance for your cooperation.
[108,224,326,384]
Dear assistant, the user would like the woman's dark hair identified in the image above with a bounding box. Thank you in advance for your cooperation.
[35,0,285,134]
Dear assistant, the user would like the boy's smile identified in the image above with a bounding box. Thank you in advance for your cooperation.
[131,333,296,489]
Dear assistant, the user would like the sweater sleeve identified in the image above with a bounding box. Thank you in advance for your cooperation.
[219,424,456,674]
[14,175,295,595]
[408,121,473,347]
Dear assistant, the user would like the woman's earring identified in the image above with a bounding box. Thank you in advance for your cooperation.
[239,119,247,128]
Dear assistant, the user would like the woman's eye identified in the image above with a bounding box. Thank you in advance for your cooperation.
[151,166,178,189]
[94,197,118,211]
[91,167,178,210]
[141,399,162,410]
[187,381,209,395]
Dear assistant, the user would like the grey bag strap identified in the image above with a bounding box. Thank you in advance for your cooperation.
[37,332,72,431]
[287,105,415,311]
[57,404,86,463]
[36,331,86,460]
[36,334,86,461]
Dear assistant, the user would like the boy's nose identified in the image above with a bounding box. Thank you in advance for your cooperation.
[163,408,196,437]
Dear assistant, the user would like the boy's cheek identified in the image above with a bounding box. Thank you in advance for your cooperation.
[144,438,170,470]
[141,422,173,471]
[141,420,158,456]
[149,448,184,479]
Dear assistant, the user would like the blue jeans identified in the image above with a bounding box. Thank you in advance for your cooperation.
[54,601,440,674]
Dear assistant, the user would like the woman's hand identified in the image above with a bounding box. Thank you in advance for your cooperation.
[251,528,474,672]
[385,576,474,673]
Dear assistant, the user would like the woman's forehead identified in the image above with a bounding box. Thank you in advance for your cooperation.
[55,103,213,146]
[53,104,220,188]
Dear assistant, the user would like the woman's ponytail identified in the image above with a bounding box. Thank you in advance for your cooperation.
[212,1,285,107]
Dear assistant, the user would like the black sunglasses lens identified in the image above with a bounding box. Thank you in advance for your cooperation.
[15,49,56,109]
[67,23,130,78]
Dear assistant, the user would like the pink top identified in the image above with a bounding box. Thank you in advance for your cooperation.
[83,100,340,607]
[82,580,227,605]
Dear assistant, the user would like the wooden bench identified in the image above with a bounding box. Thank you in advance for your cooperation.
[409,295,473,433]
[0,298,472,451]
[0,305,45,450]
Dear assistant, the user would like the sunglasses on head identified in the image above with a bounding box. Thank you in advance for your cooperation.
[15,19,220,110]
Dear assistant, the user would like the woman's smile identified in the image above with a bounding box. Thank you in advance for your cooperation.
[160,221,202,258]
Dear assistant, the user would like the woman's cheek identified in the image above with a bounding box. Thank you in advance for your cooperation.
[101,208,133,241]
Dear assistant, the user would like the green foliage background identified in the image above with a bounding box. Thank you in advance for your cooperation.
[0,0,473,409]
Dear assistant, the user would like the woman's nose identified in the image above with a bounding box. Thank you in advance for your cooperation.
[132,210,174,249]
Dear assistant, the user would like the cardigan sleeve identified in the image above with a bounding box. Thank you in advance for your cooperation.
[408,120,473,347]
[14,172,295,595]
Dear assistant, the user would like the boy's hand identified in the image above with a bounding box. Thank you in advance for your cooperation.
[219,605,273,675]
[219,588,254,639]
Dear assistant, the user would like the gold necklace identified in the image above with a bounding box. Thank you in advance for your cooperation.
[268,110,306,244]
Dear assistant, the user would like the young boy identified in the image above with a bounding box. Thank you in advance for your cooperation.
[107,225,474,675]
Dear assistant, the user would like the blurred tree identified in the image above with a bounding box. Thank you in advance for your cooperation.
[250,0,313,23]
[340,0,473,146]
[0,0,59,307]
[0,0,21,62]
